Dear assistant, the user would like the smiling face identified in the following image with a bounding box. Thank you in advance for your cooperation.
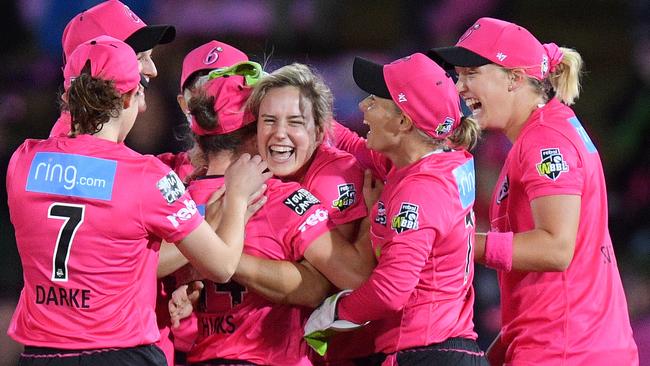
[455,64,512,130]
[358,94,402,154]
[257,86,322,178]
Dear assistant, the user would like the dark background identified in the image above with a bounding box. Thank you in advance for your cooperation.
[1,1,648,365]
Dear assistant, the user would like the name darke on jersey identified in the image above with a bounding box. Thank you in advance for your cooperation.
[35,284,91,309]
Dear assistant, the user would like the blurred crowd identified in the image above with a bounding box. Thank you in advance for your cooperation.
[0,0,648,365]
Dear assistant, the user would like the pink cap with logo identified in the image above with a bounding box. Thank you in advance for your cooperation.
[63,35,140,94]
[428,17,563,80]
[62,0,175,60]
[190,76,255,136]
[180,40,249,91]
[353,52,461,139]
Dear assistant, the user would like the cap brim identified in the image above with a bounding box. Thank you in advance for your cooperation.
[352,57,391,99]
[427,46,491,69]
[125,25,176,53]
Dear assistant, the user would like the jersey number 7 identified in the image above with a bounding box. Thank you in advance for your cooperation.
[48,203,85,282]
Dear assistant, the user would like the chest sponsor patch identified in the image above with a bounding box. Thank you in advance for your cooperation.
[496,176,509,205]
[452,158,476,209]
[374,200,387,226]
[157,171,185,204]
[26,152,117,201]
[284,188,321,216]
[332,183,356,211]
[391,202,419,234]
[536,148,569,180]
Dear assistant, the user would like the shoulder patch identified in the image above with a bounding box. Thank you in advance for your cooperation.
[157,171,185,204]
[284,188,321,216]
[536,148,568,180]
[391,202,419,233]
[332,183,356,211]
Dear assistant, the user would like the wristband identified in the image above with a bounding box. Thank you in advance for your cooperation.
[485,231,514,272]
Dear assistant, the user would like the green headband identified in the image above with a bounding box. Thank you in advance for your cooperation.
[208,61,266,86]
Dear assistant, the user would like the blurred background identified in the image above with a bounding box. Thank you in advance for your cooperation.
[0,0,648,365]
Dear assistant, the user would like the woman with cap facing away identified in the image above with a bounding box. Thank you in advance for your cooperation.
[49,0,176,138]
[5,35,269,366]
[428,17,639,365]
[304,53,488,366]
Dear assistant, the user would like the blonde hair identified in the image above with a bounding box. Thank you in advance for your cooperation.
[448,116,481,151]
[548,47,583,105]
[520,47,584,106]
[407,111,480,151]
[246,63,333,134]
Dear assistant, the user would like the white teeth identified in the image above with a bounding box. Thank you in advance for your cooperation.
[269,145,293,153]
[464,97,481,112]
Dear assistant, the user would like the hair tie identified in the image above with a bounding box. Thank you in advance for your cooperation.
[543,43,564,73]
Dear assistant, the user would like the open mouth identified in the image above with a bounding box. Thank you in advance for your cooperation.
[268,145,295,162]
[464,97,482,116]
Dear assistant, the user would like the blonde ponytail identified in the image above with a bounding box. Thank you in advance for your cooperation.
[448,116,481,151]
[549,47,584,105]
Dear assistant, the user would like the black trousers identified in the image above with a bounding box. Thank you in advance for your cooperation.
[353,337,489,366]
[19,345,166,366]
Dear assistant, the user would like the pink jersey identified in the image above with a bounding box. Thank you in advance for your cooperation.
[187,177,335,365]
[6,134,203,349]
[49,111,72,137]
[490,99,638,365]
[157,151,195,183]
[338,149,478,356]
[299,143,367,226]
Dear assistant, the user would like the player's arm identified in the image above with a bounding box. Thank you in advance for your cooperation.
[158,241,188,278]
[476,194,580,272]
[233,256,332,308]
[303,216,375,290]
[176,154,271,283]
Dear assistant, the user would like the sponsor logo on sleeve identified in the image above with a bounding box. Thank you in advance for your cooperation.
[332,183,356,211]
[157,171,185,204]
[496,176,509,205]
[453,158,476,209]
[391,202,419,234]
[374,201,387,226]
[26,152,117,201]
[567,117,597,153]
[284,188,320,216]
[298,208,329,233]
[536,148,568,180]
[167,199,199,228]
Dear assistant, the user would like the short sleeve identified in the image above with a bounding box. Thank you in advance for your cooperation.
[517,127,584,200]
[308,152,368,226]
[278,187,337,259]
[139,159,203,243]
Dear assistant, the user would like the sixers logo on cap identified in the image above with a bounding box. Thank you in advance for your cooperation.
[204,46,224,65]
[541,54,549,78]
[435,117,454,136]
[122,4,141,23]
[458,23,481,43]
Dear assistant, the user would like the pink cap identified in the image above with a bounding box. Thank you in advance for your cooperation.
[190,76,255,136]
[180,40,249,91]
[62,0,175,60]
[63,35,140,94]
[353,52,461,139]
[428,17,563,80]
